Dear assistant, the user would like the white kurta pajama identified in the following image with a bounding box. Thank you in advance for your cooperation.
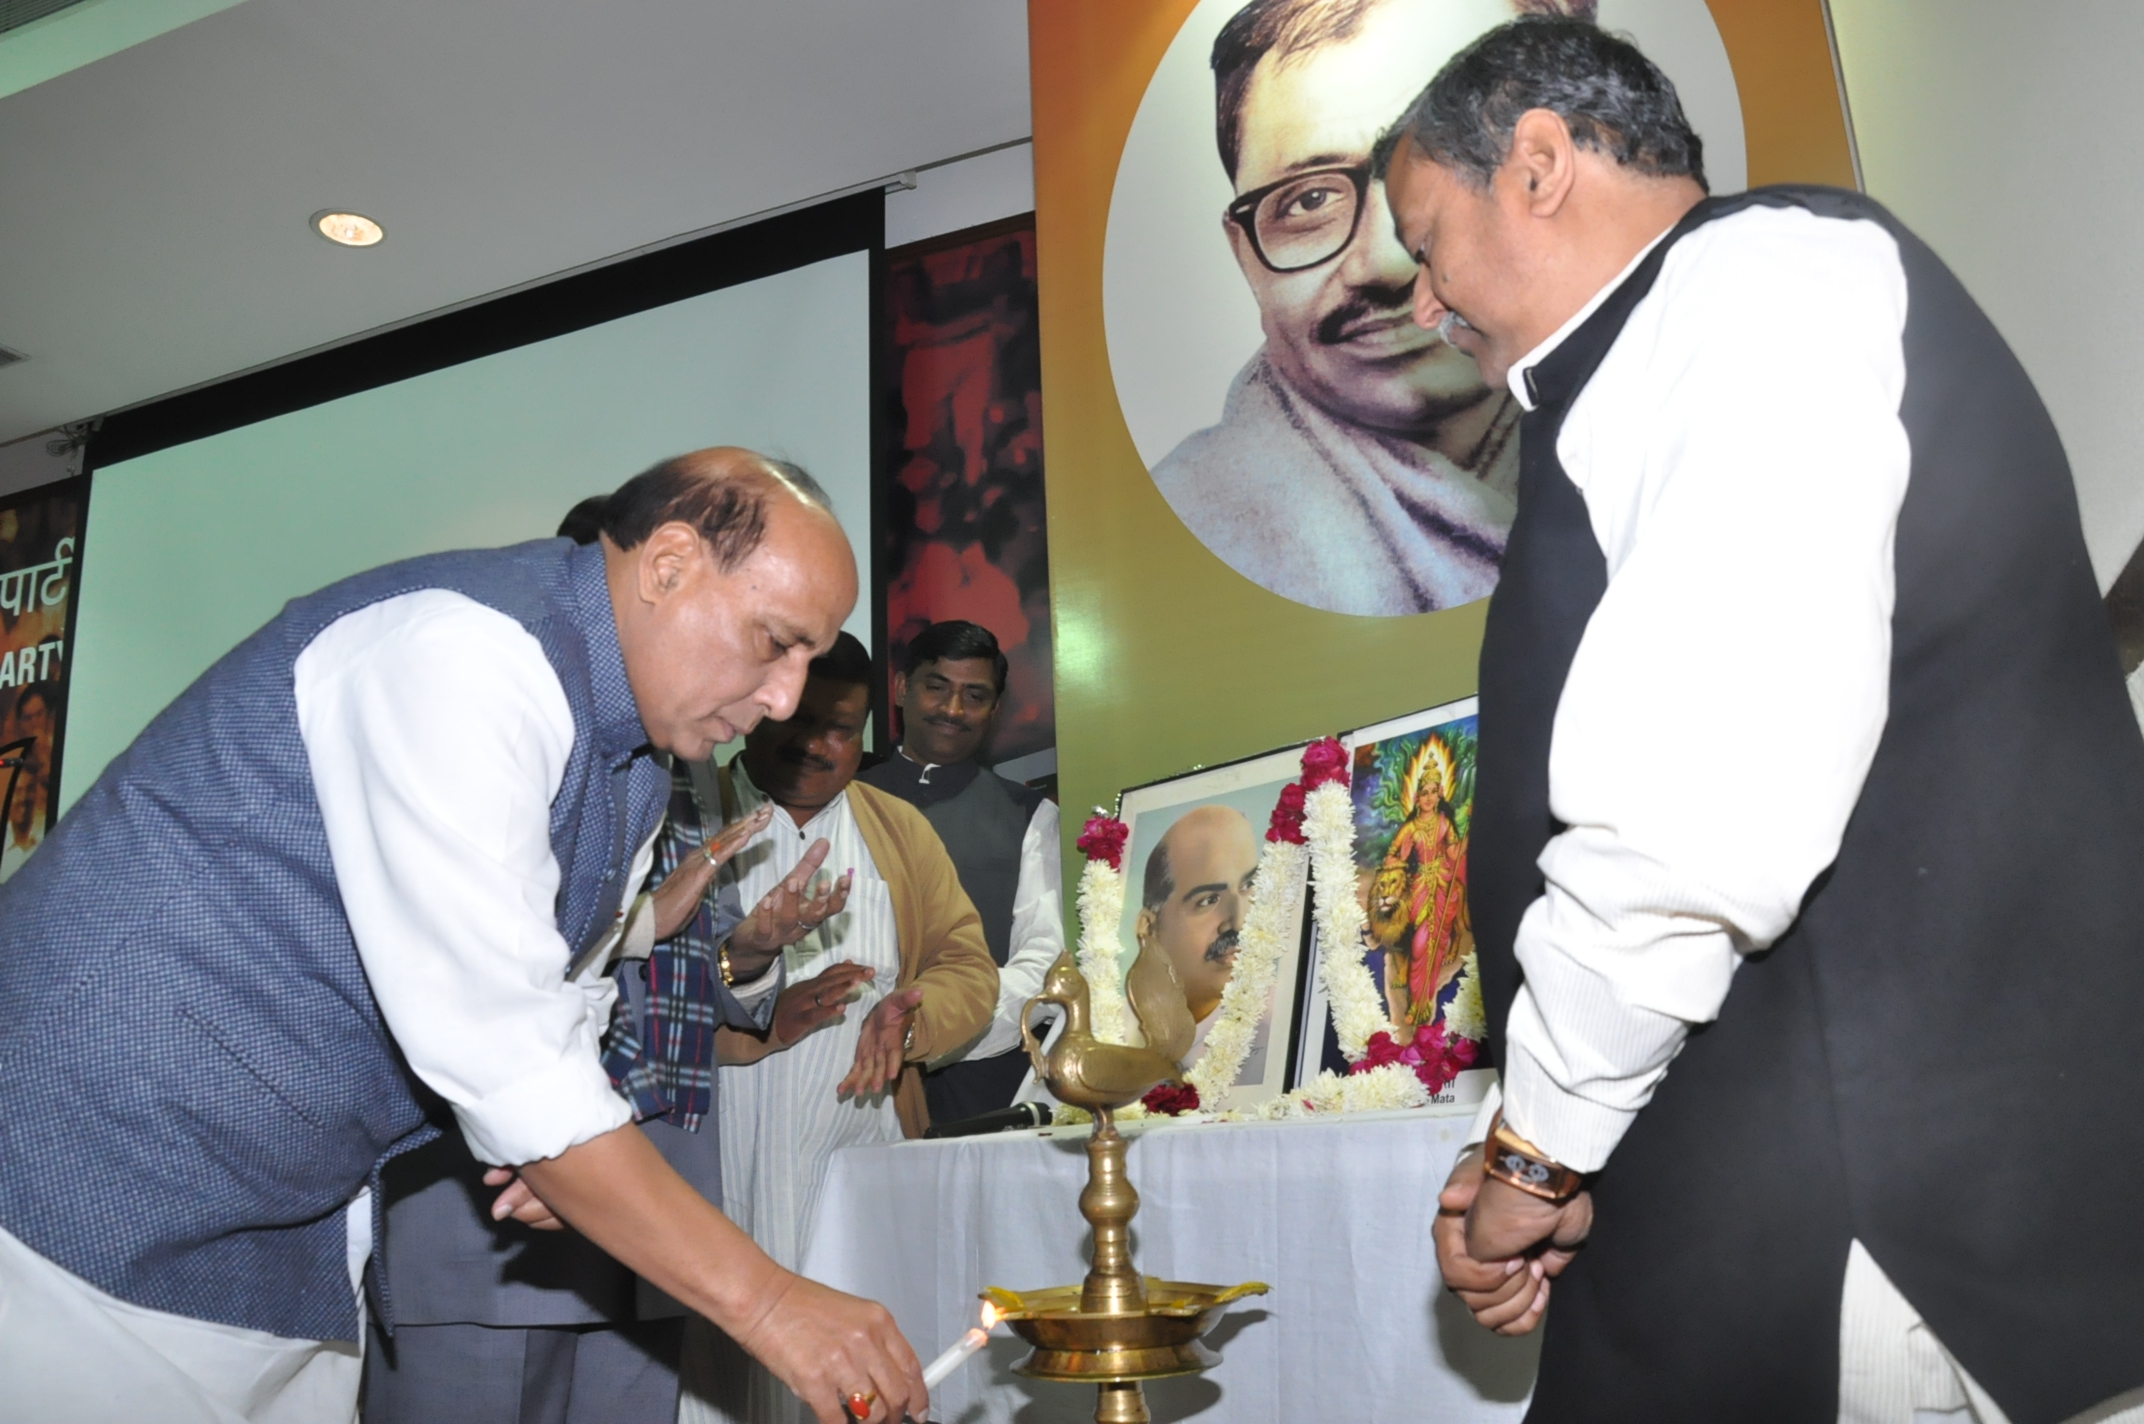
[680,760,906,1424]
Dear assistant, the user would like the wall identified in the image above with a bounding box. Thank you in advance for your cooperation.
[1831,0,2144,587]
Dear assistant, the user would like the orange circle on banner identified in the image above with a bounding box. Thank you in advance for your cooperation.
[1031,0,1857,839]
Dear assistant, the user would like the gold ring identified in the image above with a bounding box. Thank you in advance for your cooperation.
[845,1389,877,1418]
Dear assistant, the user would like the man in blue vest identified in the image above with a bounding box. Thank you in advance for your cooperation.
[1377,18,2144,1424]
[360,484,871,1424]
[0,448,930,1424]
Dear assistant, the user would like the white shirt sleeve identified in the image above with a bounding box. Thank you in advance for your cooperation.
[926,796,1065,1067]
[1501,209,1912,1171]
[729,961,782,1007]
[963,798,1066,1061]
[295,589,634,1167]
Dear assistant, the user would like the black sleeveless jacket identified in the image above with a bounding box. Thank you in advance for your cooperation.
[860,754,1044,1121]
[1469,187,2144,1421]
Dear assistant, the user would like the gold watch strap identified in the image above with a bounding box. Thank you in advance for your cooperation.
[1483,1110,1585,1203]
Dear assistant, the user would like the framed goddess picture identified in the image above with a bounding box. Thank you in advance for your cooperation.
[1115,745,1313,1106]
[1295,697,1494,1107]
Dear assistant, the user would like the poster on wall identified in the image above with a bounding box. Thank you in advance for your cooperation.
[1035,0,1850,856]
[883,215,1056,783]
[0,476,85,881]
[1295,697,1494,1105]
[1100,0,1747,618]
[1115,745,1312,1107]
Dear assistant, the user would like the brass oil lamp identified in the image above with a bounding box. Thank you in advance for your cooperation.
[986,952,1268,1424]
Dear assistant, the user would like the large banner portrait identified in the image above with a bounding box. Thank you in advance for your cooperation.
[0,477,85,881]
[1034,0,1856,889]
[1105,0,1746,616]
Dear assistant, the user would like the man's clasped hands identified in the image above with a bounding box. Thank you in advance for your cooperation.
[1434,1144,1595,1336]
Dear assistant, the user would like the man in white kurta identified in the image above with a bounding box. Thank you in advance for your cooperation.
[679,633,996,1424]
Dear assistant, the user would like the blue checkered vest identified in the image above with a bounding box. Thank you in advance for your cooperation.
[0,537,665,1344]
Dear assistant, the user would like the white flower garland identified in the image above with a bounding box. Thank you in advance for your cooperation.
[1443,954,1487,1043]
[1062,757,1479,1126]
[1184,839,1306,1108]
[1304,780,1401,1060]
[1073,856,1135,1047]
[1253,1062,1433,1119]
[1054,1062,1431,1128]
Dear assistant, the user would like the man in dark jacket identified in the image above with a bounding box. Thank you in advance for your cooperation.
[1380,18,2144,1423]
[860,621,1061,1124]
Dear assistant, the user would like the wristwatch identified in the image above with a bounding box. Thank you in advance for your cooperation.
[1483,1110,1585,1204]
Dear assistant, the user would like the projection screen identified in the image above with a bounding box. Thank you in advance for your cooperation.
[64,246,872,812]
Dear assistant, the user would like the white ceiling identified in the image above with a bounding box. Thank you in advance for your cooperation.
[0,0,1032,446]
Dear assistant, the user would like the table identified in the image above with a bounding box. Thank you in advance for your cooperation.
[801,1108,1539,1422]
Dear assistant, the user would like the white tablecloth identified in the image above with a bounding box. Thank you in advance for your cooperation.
[800,1108,1538,1422]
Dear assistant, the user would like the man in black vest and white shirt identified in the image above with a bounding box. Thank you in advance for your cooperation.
[859,621,1062,1124]
[1376,18,2144,1423]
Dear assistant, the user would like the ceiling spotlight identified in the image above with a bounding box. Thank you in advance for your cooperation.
[311,210,385,247]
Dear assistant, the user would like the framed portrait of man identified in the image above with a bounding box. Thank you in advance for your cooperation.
[1115,745,1314,1107]
[1102,0,1747,616]
[1294,696,1495,1107]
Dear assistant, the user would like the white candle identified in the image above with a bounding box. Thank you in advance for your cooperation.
[921,1305,1002,1389]
[921,1327,988,1389]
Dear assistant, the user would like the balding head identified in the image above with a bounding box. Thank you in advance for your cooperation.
[602,446,835,563]
[1134,805,1261,1023]
[602,446,858,760]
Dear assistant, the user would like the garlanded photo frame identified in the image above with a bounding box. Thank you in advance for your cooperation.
[1109,745,1312,1108]
[1072,733,1486,1121]
[1294,697,1492,1108]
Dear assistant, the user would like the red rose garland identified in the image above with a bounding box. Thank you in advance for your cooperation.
[1141,1082,1201,1116]
[1300,735,1350,790]
[1266,740,1347,844]
[1355,1022,1479,1096]
[1266,782,1308,844]
[1076,813,1129,870]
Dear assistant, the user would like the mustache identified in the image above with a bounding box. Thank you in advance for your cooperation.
[1314,281,1417,346]
[777,745,836,773]
[1204,929,1240,965]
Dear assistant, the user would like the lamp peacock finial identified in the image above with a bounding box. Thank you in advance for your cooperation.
[1022,952,1183,1111]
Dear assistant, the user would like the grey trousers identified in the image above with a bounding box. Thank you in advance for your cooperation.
[361,1317,684,1424]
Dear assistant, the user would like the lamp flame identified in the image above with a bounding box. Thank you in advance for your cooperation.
[980,1302,1002,1329]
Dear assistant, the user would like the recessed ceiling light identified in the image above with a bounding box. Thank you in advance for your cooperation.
[311,210,385,247]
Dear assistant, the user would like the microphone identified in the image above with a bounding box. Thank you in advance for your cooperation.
[923,1102,1053,1139]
